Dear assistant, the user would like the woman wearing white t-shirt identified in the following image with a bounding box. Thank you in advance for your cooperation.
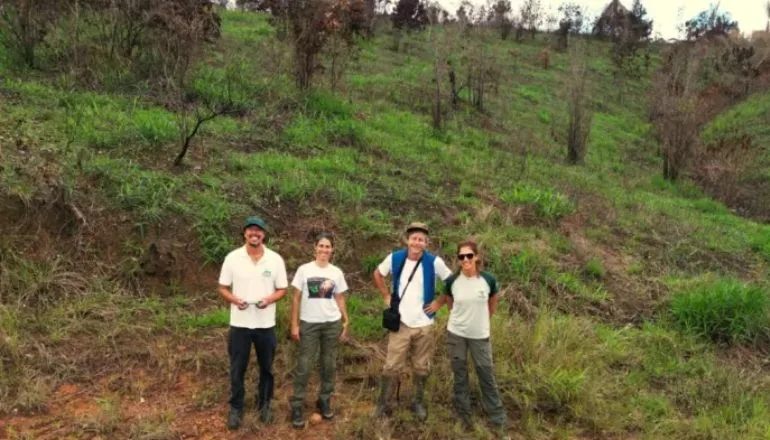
[442,240,507,431]
[289,232,350,429]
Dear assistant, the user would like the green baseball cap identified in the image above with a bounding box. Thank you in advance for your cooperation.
[243,216,267,232]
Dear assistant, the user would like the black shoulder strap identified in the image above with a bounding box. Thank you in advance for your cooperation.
[392,257,422,309]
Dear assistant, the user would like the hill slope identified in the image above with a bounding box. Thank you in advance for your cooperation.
[3,11,770,440]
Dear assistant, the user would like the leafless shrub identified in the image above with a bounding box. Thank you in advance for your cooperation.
[519,0,543,40]
[324,32,359,94]
[464,40,502,112]
[651,43,701,181]
[566,42,592,164]
[538,46,550,69]
[171,62,250,166]
[0,0,61,68]
[427,18,455,130]
[289,0,356,91]
[489,0,513,40]
[554,2,584,51]
[693,134,756,199]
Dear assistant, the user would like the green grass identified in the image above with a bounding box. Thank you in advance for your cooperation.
[183,308,229,329]
[702,92,770,145]
[5,9,770,439]
[669,276,770,344]
[82,156,184,227]
[227,149,368,205]
[345,295,383,340]
[183,188,246,264]
[220,9,274,44]
[500,184,575,220]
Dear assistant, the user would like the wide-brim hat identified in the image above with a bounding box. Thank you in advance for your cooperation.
[405,222,429,236]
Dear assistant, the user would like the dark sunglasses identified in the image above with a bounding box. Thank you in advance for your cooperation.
[457,253,475,261]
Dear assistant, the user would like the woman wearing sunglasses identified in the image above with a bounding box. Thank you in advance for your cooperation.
[437,240,507,431]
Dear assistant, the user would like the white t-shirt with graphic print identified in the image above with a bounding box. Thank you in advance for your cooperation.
[291,261,349,323]
[377,252,453,328]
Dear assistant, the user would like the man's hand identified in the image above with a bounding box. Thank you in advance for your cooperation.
[234,297,248,310]
[291,325,300,342]
[339,321,349,342]
[256,299,269,309]
[384,295,391,308]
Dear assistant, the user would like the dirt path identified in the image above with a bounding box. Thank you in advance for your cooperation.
[1,367,376,440]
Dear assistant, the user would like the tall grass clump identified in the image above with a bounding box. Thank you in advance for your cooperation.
[82,156,183,226]
[488,311,627,432]
[502,184,575,219]
[670,277,770,344]
[184,190,246,265]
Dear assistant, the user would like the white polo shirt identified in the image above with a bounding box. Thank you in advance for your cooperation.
[218,245,288,329]
[377,252,452,328]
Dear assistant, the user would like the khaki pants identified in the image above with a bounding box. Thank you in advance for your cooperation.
[382,322,435,377]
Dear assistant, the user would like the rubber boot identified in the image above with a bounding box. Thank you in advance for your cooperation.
[259,400,273,424]
[411,374,428,422]
[371,375,393,418]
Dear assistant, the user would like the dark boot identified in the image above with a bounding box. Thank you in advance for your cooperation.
[227,408,242,430]
[371,375,393,418]
[411,375,428,422]
[291,406,304,429]
[459,413,473,430]
[259,401,273,424]
[317,397,334,420]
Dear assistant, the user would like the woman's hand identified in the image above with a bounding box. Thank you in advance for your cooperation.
[424,300,442,314]
[339,321,349,342]
[291,325,300,342]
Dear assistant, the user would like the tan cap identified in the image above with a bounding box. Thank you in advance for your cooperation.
[405,222,429,236]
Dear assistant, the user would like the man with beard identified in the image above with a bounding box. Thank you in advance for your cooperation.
[218,216,288,430]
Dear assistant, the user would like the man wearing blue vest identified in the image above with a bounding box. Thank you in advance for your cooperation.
[371,222,453,421]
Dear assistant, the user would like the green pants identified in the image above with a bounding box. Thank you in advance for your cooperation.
[446,330,507,427]
[290,319,342,408]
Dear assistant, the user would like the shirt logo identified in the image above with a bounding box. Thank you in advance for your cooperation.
[262,270,272,277]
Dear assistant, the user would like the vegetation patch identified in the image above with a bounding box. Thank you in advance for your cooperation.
[669,276,770,344]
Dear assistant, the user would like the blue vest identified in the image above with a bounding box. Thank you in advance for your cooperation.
[391,248,437,318]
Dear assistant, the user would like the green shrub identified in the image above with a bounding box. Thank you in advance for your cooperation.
[670,278,770,344]
[501,184,575,219]
[583,258,605,279]
[305,90,352,119]
[326,118,366,147]
[750,228,770,262]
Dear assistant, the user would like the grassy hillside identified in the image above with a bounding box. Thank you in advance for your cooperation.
[3,10,770,440]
